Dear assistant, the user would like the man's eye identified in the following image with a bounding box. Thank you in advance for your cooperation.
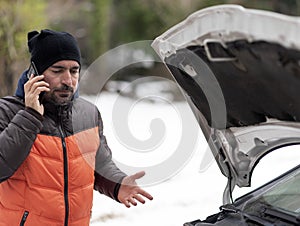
[52,70,61,74]
[71,70,79,75]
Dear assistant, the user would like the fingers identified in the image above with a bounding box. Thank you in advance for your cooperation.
[25,75,49,93]
[119,171,153,208]
[128,171,153,200]
[26,74,43,85]
[124,200,131,208]
[123,194,145,208]
[122,189,153,208]
[25,75,50,97]
[138,189,153,201]
[127,196,138,207]
[24,74,50,115]
[133,194,146,204]
[130,171,146,180]
[31,82,50,96]
[122,171,145,186]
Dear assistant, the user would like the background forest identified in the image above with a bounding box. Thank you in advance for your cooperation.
[0,0,299,97]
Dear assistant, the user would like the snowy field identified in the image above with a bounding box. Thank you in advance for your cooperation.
[83,91,300,226]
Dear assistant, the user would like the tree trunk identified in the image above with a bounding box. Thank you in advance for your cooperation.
[0,57,14,97]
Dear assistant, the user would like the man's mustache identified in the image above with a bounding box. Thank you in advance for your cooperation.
[53,85,74,93]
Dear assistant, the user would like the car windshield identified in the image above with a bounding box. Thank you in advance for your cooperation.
[243,165,300,215]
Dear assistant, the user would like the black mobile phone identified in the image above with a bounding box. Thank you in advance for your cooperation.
[26,61,39,79]
[26,61,46,103]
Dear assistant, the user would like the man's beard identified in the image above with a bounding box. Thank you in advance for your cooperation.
[42,85,74,105]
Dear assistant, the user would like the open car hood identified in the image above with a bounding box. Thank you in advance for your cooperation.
[152,4,300,203]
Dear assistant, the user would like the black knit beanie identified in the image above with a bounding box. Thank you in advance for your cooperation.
[27,29,81,74]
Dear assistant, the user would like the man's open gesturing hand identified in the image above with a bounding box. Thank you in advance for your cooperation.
[118,171,153,208]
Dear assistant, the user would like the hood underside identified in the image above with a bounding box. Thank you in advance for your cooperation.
[152,4,300,203]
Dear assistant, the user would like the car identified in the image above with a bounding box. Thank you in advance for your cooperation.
[152,4,300,225]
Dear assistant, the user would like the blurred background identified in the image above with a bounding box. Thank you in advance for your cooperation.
[1,0,300,97]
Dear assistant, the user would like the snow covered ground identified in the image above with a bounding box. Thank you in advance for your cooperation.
[83,91,300,226]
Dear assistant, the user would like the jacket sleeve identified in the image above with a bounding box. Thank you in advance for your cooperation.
[0,99,43,183]
[94,110,127,202]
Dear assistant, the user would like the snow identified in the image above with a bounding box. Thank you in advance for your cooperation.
[83,91,300,226]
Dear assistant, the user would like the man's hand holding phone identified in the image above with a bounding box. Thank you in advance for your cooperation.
[24,74,50,115]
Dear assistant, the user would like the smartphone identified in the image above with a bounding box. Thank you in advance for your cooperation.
[26,61,45,103]
[26,61,39,79]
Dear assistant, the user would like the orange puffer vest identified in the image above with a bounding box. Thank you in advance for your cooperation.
[0,98,100,226]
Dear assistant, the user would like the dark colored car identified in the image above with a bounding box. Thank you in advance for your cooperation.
[152,5,300,225]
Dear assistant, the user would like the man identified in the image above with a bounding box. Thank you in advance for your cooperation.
[0,29,153,225]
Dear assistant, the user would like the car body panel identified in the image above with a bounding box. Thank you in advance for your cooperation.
[152,4,300,204]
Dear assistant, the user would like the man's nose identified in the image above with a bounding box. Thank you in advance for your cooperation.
[61,71,72,86]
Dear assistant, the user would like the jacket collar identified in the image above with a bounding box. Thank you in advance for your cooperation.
[43,99,73,124]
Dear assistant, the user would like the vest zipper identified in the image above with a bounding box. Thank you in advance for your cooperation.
[58,107,69,226]
[20,211,29,226]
